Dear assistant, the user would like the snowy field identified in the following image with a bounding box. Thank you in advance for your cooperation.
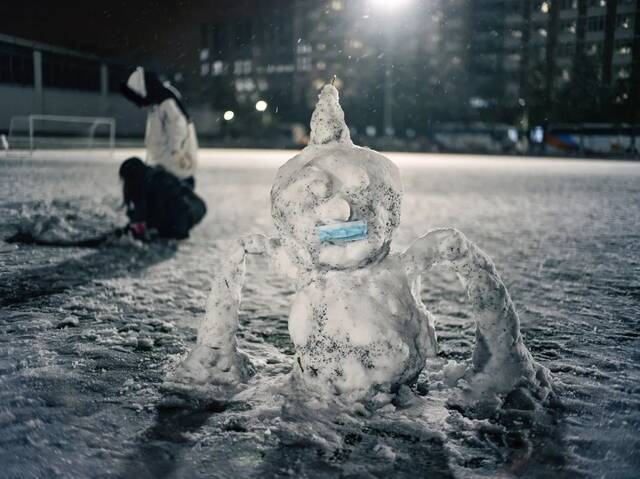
[1,149,639,478]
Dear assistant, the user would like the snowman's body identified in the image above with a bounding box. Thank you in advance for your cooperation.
[290,254,435,395]
[173,84,552,405]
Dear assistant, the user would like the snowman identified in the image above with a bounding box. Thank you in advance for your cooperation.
[172,84,552,404]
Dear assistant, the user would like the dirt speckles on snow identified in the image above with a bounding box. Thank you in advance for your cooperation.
[0,152,639,478]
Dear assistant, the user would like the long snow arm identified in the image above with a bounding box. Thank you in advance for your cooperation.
[195,238,247,350]
[196,234,276,349]
[401,228,550,397]
[171,234,278,386]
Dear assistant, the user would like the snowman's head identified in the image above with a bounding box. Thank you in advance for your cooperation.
[271,85,402,271]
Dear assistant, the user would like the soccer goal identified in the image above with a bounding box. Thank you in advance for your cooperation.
[5,114,116,157]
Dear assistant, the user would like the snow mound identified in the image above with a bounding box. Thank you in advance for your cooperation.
[8,197,123,243]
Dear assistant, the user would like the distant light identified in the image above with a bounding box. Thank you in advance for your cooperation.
[470,97,489,109]
[255,100,268,112]
[531,126,544,144]
[508,128,518,143]
[369,0,412,11]
[223,110,235,121]
[366,125,377,137]
[541,1,549,13]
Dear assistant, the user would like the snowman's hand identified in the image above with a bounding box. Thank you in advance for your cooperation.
[401,228,468,277]
[239,233,274,255]
[241,234,296,281]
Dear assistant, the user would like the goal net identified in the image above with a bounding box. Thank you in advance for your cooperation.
[5,114,116,157]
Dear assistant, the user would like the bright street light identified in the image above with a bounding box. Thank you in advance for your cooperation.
[369,0,412,11]
[255,100,268,112]
[223,110,235,121]
[368,0,413,137]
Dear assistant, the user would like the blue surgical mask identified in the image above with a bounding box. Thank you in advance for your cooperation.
[317,220,368,243]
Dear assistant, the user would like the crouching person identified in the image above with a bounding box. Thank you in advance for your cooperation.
[119,157,206,241]
[121,66,198,189]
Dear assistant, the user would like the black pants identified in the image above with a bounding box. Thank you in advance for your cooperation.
[182,176,195,190]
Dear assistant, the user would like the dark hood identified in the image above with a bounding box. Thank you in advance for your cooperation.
[120,69,190,119]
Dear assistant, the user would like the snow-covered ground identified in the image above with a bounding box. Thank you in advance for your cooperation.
[1,149,639,478]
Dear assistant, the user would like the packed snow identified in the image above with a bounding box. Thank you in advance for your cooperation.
[173,84,551,408]
[1,146,639,477]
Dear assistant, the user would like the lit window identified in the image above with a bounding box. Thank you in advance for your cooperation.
[616,41,632,55]
[212,61,224,76]
[200,63,210,76]
[317,61,327,70]
[297,57,312,72]
[617,68,630,79]
[617,14,630,29]
[235,78,255,92]
[200,48,209,61]
[470,97,489,109]
[331,0,343,11]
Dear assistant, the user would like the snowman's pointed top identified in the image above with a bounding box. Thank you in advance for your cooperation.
[309,81,352,146]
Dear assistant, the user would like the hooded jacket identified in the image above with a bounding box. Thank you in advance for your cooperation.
[119,157,206,239]
[121,68,198,180]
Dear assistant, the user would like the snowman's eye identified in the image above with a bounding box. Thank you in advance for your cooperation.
[339,166,370,193]
[307,179,331,199]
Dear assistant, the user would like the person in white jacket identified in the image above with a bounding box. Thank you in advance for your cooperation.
[121,67,198,188]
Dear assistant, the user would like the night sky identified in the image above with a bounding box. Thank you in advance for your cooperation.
[1,0,291,70]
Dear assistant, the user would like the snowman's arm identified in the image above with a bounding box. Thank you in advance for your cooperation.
[196,234,278,349]
[401,228,541,387]
[171,234,280,386]
[401,228,467,277]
